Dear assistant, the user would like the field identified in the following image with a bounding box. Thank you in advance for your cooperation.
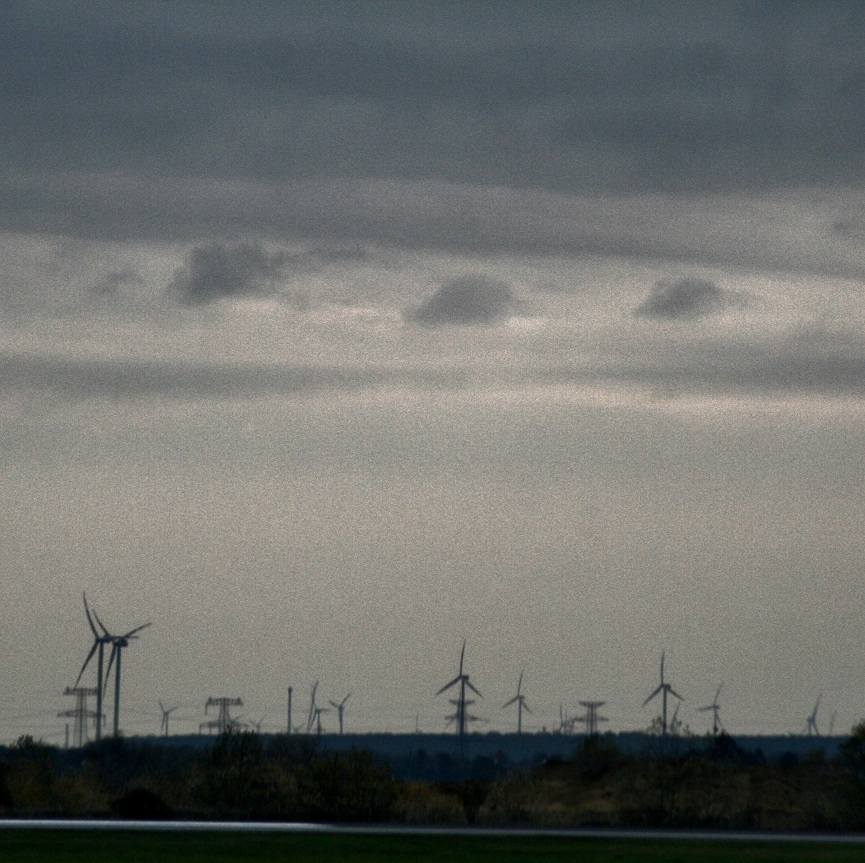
[1,829,864,863]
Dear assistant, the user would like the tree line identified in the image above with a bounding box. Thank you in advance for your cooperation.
[3,725,865,829]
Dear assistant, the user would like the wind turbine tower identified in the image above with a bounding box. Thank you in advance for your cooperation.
[642,651,684,737]
[502,670,531,734]
[436,640,482,749]
[103,615,151,737]
[328,693,351,735]
[287,687,293,734]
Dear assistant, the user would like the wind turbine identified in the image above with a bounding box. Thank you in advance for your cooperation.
[697,683,724,735]
[502,670,531,735]
[102,612,151,737]
[306,680,320,733]
[328,693,351,735]
[159,700,178,736]
[669,699,682,735]
[642,651,683,736]
[804,694,822,736]
[74,593,113,742]
[311,705,329,734]
[436,640,482,746]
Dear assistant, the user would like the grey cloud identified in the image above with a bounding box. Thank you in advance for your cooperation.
[90,269,143,298]
[171,242,287,305]
[4,173,865,282]
[405,275,514,326]
[634,278,741,320]
[0,353,463,401]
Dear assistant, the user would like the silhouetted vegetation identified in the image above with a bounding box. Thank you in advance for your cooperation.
[1,728,865,829]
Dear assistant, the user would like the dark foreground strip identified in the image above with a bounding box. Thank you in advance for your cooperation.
[1,820,864,843]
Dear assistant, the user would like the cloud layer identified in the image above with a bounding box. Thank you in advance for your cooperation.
[3,2,865,280]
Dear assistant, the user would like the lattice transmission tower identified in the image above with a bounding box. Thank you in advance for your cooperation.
[199,697,244,734]
[58,686,100,747]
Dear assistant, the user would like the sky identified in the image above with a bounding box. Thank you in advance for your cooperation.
[3,0,865,744]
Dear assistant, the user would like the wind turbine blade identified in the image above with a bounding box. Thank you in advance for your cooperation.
[660,651,665,683]
[459,640,466,675]
[523,703,533,715]
[90,605,113,637]
[104,644,118,684]
[122,622,152,639]
[642,685,662,707]
[342,693,352,706]
[436,676,461,696]
[669,688,684,701]
[502,695,519,708]
[714,683,723,702]
[82,593,100,637]
[74,641,99,687]
[517,670,523,695]
[466,680,482,698]
[328,700,339,709]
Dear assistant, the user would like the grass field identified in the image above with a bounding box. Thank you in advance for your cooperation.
[1,829,864,863]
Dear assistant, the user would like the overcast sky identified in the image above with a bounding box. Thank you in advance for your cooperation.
[3,1,865,743]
